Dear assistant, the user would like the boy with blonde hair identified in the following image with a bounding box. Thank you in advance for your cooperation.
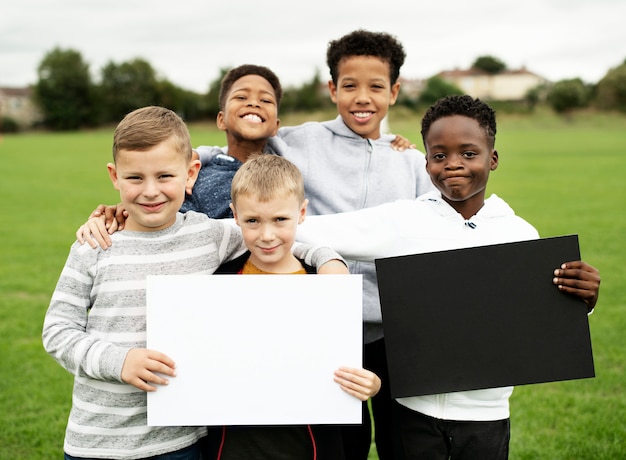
[212,153,381,460]
[43,107,346,460]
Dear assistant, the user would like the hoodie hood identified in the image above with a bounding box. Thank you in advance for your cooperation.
[418,191,517,223]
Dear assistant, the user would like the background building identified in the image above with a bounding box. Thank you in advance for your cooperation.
[0,87,42,129]
[437,67,548,101]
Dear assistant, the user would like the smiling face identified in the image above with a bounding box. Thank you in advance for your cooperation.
[328,55,400,140]
[425,115,498,219]
[107,137,200,232]
[231,192,308,273]
[217,74,280,144]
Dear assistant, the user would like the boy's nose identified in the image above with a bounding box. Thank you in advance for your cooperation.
[355,88,371,103]
[142,180,160,197]
[445,155,464,169]
[260,225,275,241]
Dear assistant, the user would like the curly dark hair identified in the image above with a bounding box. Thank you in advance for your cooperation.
[326,29,405,85]
[218,64,283,110]
[421,95,497,148]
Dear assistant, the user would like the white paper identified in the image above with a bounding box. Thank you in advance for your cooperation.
[146,274,362,426]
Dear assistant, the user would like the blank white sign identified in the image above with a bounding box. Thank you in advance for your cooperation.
[146,274,362,426]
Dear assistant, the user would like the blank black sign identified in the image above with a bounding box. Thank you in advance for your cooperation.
[375,234,595,398]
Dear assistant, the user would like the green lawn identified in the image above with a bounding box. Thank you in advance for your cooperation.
[1,109,625,459]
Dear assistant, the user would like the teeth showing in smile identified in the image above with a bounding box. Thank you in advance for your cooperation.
[243,114,262,123]
[354,112,373,119]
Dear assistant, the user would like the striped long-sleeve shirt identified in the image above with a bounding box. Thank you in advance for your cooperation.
[43,211,337,459]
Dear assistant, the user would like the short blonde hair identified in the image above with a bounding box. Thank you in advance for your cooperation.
[112,106,192,162]
[231,154,305,205]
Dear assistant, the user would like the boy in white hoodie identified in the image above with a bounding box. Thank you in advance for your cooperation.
[295,95,600,459]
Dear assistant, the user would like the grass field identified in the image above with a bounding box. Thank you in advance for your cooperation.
[1,108,625,459]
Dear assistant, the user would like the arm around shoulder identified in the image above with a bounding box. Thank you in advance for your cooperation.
[195,145,224,165]
[291,243,347,273]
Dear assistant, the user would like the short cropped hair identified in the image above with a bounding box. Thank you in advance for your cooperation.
[112,106,192,161]
[421,95,497,149]
[218,64,283,110]
[326,29,406,85]
[231,154,305,205]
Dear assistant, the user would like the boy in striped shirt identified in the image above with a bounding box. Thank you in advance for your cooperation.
[43,106,346,460]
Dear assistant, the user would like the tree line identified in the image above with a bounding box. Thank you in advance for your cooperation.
[19,48,626,131]
[28,47,336,131]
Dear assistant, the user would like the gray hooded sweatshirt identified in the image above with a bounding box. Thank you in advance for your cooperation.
[269,116,435,343]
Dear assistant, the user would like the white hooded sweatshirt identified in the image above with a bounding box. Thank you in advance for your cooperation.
[297,191,540,421]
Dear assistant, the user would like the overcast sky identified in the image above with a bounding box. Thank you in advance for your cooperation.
[2,0,625,93]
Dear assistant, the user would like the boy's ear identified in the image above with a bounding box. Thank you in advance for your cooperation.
[229,203,239,224]
[272,118,281,137]
[491,150,499,171]
[216,111,227,132]
[107,163,120,191]
[328,80,338,104]
[389,81,401,106]
[186,160,201,194]
[298,199,309,224]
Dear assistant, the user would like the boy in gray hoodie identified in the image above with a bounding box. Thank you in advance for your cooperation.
[268,30,435,460]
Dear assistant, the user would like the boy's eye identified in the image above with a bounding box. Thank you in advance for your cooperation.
[463,151,478,158]
[431,153,445,160]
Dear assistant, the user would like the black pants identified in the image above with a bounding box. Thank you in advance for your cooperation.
[341,338,394,460]
[392,401,510,460]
